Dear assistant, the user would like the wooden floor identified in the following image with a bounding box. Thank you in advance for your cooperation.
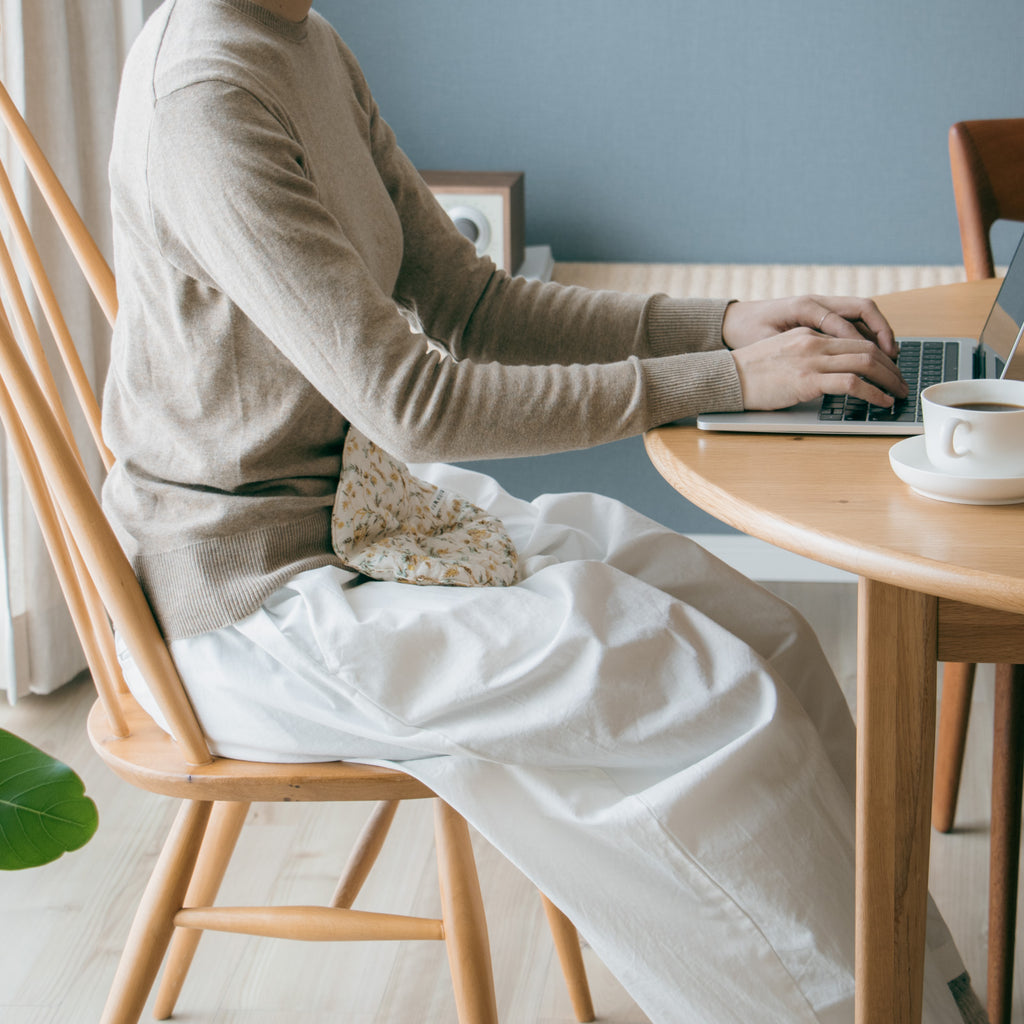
[0,581,1018,1023]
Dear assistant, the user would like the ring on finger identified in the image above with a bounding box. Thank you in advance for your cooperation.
[816,310,832,332]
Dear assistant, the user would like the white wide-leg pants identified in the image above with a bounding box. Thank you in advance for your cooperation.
[119,464,964,1024]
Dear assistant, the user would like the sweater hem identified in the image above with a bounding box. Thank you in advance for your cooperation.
[132,510,341,642]
[644,349,744,426]
[645,295,732,357]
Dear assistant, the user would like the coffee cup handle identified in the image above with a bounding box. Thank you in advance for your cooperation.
[940,417,971,459]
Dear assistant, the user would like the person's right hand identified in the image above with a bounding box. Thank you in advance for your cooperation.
[728,328,908,411]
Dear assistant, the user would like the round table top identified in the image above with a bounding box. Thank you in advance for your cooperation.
[644,279,1024,614]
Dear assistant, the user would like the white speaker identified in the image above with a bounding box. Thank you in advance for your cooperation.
[421,170,525,274]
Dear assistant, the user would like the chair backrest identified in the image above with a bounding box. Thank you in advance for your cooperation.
[0,80,212,765]
[949,119,1024,281]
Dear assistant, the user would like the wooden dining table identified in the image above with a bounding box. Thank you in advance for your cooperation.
[644,277,1024,1023]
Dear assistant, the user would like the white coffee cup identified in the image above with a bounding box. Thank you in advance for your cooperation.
[922,378,1024,477]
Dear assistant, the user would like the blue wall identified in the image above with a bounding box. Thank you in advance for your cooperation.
[306,1,1023,534]
[311,0,1023,534]
[320,0,1023,267]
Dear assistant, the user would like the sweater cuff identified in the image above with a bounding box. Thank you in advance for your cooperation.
[644,294,733,357]
[644,349,744,427]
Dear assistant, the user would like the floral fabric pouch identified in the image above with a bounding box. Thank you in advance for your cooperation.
[331,426,519,587]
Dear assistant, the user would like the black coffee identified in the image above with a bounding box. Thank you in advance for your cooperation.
[948,401,1024,412]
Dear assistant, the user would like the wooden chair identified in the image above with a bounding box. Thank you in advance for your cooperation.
[934,118,1024,1024]
[949,119,1024,280]
[0,81,595,1024]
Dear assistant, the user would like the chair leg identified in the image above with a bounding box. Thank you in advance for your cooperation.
[987,664,1024,1024]
[152,800,250,1020]
[434,800,499,1024]
[540,893,595,1023]
[100,800,213,1024]
[933,661,977,832]
[331,799,401,909]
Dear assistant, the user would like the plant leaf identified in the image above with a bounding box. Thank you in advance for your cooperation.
[0,728,98,870]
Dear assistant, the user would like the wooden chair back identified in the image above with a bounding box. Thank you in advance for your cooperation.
[0,79,212,765]
[0,77,598,1024]
[949,119,1024,280]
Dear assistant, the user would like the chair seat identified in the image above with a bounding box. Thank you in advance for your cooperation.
[87,693,435,803]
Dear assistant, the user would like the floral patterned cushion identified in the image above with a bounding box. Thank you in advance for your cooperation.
[331,426,519,587]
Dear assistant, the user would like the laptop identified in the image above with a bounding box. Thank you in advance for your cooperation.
[696,231,1024,435]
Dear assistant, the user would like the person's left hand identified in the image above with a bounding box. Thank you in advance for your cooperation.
[722,295,899,358]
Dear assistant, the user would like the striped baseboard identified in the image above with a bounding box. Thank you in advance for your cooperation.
[554,261,968,299]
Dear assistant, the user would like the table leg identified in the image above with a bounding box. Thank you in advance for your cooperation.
[855,579,938,1024]
[987,663,1024,1024]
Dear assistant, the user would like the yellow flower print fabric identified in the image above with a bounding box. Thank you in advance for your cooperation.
[331,426,519,587]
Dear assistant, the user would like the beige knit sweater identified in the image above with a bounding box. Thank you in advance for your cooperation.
[102,0,743,641]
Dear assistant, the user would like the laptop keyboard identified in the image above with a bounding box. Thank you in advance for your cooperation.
[818,339,961,424]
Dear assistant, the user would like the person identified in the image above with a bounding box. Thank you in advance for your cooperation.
[104,1,985,1021]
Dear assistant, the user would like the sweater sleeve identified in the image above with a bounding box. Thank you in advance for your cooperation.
[146,82,742,465]
[363,94,736,368]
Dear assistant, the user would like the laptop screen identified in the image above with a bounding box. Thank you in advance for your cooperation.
[981,229,1024,379]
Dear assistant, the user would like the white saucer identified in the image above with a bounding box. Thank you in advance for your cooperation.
[889,435,1024,505]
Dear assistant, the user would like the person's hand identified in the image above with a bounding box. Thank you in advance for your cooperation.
[721,295,906,410]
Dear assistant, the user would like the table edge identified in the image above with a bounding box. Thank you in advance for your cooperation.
[644,427,1024,614]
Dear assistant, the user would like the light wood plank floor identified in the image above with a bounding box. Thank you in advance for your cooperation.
[0,581,1017,1022]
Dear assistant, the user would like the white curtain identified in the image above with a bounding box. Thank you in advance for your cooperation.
[0,0,145,700]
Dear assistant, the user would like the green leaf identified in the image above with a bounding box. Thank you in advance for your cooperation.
[0,728,98,870]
